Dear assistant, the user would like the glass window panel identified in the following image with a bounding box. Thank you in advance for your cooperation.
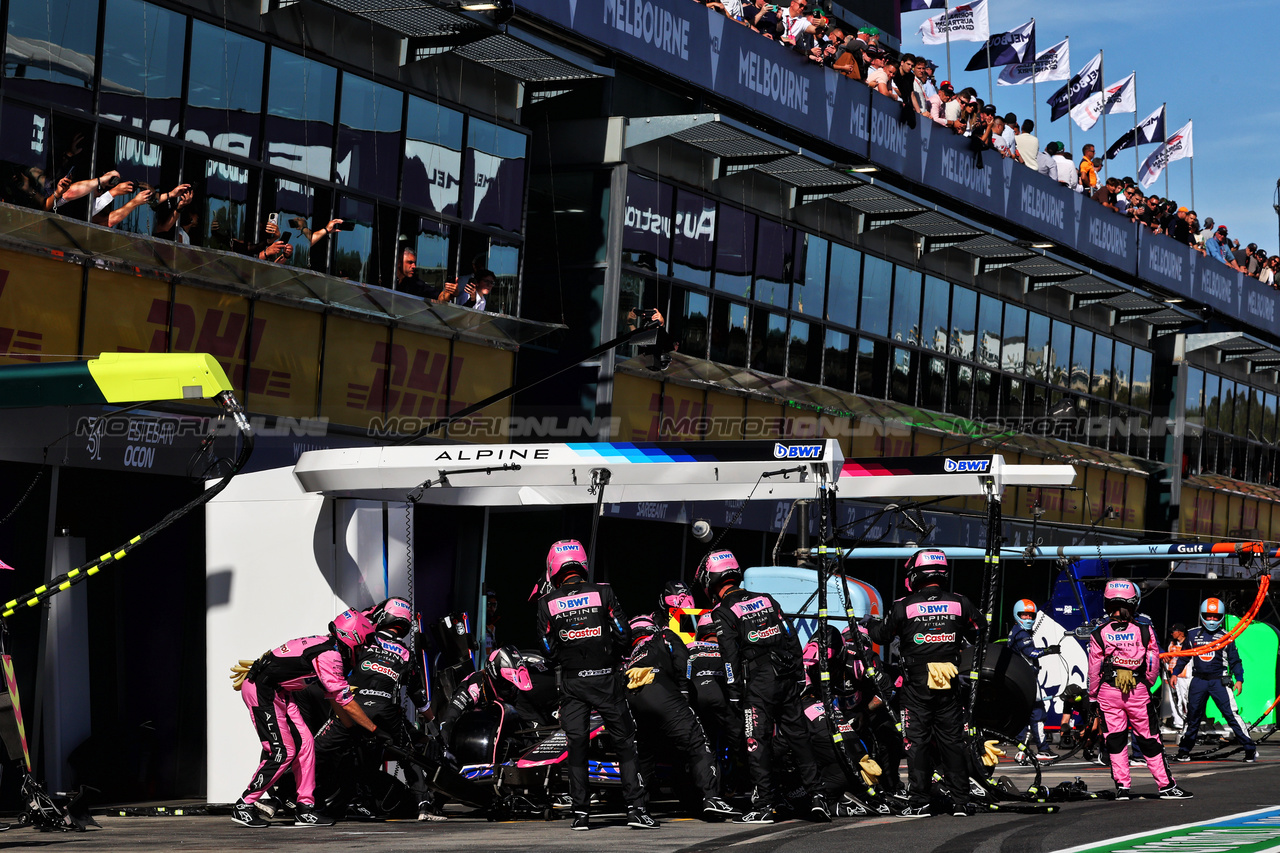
[182,154,254,249]
[974,369,997,419]
[793,233,825,316]
[890,346,916,404]
[714,205,755,298]
[1266,393,1278,443]
[788,319,821,384]
[1090,335,1112,399]
[462,118,527,233]
[1250,387,1265,441]
[825,242,859,327]
[1112,342,1131,405]
[404,96,465,218]
[262,175,334,271]
[485,242,520,316]
[1002,304,1026,373]
[1025,311,1050,381]
[401,217,451,297]
[949,286,976,360]
[670,288,709,359]
[750,309,786,375]
[977,295,1001,369]
[1131,349,1152,412]
[823,329,853,391]
[185,22,264,158]
[1001,375,1023,419]
[266,49,338,181]
[1204,373,1221,431]
[890,268,921,345]
[856,337,888,398]
[709,298,749,366]
[1184,367,1205,426]
[620,174,670,270]
[948,362,973,417]
[0,102,53,211]
[1050,319,1071,387]
[753,219,793,307]
[921,276,950,353]
[5,0,99,110]
[1221,379,1237,435]
[921,355,947,412]
[1070,328,1091,394]
[92,130,179,235]
[859,255,891,337]
[100,0,186,134]
[330,196,377,283]
[337,74,404,199]
[671,188,715,286]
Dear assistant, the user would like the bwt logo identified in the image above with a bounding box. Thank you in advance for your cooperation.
[774,443,823,459]
[556,544,579,553]
[918,604,953,615]
[739,599,768,613]
[943,458,990,473]
[557,595,592,610]
[1109,632,1136,643]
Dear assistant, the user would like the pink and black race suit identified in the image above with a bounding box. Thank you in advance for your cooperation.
[536,581,629,677]
[711,588,801,699]
[866,589,982,688]
[1087,617,1174,789]
[239,635,355,806]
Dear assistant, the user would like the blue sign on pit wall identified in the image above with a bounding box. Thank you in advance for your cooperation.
[521,0,1271,337]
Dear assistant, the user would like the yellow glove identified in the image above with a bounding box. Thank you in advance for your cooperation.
[1114,668,1137,695]
[927,661,958,689]
[229,659,255,692]
[859,755,882,787]
[981,739,1005,767]
[626,667,655,689]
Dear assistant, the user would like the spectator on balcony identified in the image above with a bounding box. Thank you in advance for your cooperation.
[1096,178,1121,211]
[1196,217,1216,246]
[1053,148,1078,190]
[1260,255,1277,286]
[1246,244,1265,278]
[990,115,1014,158]
[865,50,894,98]
[928,81,953,125]
[456,269,496,312]
[1078,145,1098,195]
[778,0,815,46]
[1166,207,1192,245]
[1204,226,1240,269]
[1000,113,1018,153]
[894,55,919,114]
[1037,141,1061,178]
[1016,120,1039,169]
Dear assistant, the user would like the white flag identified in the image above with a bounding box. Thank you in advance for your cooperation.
[918,0,989,45]
[1071,71,1134,132]
[997,37,1069,86]
[1139,121,1193,188]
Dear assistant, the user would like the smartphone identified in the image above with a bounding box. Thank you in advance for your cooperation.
[268,212,279,228]
[335,220,356,231]
[279,231,292,243]
[64,165,76,181]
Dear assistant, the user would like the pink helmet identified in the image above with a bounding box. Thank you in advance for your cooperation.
[904,548,949,592]
[660,580,695,612]
[695,612,717,640]
[695,550,742,598]
[1103,578,1140,612]
[370,597,414,637]
[485,646,532,693]
[629,614,660,643]
[331,609,375,652]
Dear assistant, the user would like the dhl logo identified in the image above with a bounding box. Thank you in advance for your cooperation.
[136,299,292,400]
[347,341,469,416]
[0,271,45,363]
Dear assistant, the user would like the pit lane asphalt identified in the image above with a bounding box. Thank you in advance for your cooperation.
[7,747,1276,852]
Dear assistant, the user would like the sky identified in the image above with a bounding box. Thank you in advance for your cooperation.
[898,0,1280,252]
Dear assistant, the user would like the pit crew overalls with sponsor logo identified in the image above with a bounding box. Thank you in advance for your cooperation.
[712,587,822,806]
[239,636,359,807]
[1173,626,1254,755]
[536,581,648,812]
[313,629,430,811]
[867,588,983,809]
[1086,618,1176,789]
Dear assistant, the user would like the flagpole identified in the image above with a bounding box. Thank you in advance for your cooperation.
[1133,73,1140,180]
[1190,154,1195,211]
[1163,102,1169,200]
[1099,50,1107,188]
[943,0,952,86]
[1032,75,1038,142]
[986,43,993,105]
